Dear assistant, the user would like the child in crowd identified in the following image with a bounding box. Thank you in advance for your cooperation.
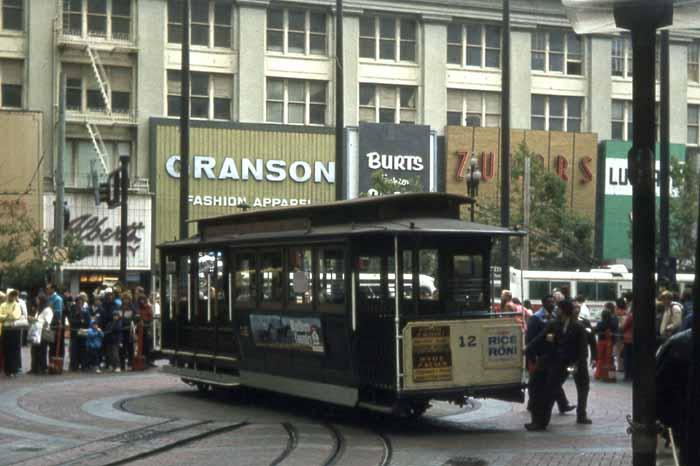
[86,320,104,373]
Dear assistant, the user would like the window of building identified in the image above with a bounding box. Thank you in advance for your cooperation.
[167,0,233,48]
[1,0,22,31]
[62,0,131,40]
[63,139,126,188]
[531,95,583,132]
[689,42,699,83]
[359,15,416,62]
[611,99,633,141]
[611,37,633,78]
[266,8,326,56]
[266,78,326,125]
[0,59,22,109]
[531,30,583,75]
[359,84,416,124]
[64,63,132,115]
[689,105,700,145]
[447,23,500,68]
[446,89,501,127]
[167,70,232,120]
[317,248,345,311]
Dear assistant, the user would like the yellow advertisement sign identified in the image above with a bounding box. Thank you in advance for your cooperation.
[411,325,452,383]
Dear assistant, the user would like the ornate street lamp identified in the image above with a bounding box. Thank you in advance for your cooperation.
[465,154,481,222]
[561,3,700,466]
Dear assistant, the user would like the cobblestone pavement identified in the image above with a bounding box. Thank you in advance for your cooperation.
[0,347,673,466]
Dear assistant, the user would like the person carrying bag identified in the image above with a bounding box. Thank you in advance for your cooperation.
[0,289,25,377]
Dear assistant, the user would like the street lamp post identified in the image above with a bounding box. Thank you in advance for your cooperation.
[118,144,130,286]
[465,154,481,222]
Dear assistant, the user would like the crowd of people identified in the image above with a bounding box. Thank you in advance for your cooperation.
[499,285,695,432]
[0,284,160,377]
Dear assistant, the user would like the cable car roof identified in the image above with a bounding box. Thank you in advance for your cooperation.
[159,215,524,250]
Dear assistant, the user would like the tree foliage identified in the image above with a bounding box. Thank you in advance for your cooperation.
[475,142,595,270]
[0,199,88,292]
[669,157,699,272]
[361,170,423,196]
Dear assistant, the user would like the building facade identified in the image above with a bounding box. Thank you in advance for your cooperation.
[3,0,700,277]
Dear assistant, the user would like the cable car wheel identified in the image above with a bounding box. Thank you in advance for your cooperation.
[398,400,430,419]
[182,378,211,393]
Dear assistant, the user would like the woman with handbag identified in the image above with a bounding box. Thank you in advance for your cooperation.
[0,289,25,377]
[29,294,53,374]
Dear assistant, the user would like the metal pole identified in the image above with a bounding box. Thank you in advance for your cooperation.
[335,0,344,200]
[500,0,511,291]
[688,195,700,466]
[522,156,531,270]
[179,0,190,240]
[630,22,659,466]
[56,72,66,286]
[119,153,129,285]
[659,30,671,286]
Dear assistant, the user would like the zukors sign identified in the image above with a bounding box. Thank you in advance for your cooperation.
[151,119,335,244]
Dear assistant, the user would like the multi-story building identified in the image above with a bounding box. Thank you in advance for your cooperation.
[2,0,699,283]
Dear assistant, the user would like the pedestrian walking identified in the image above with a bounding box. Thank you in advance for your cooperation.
[0,289,25,377]
[119,292,136,371]
[85,320,103,373]
[28,294,53,374]
[525,299,587,431]
[595,303,617,382]
[571,300,596,424]
[103,311,123,372]
[136,294,155,366]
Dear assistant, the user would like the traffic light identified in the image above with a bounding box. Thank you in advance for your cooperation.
[96,169,122,208]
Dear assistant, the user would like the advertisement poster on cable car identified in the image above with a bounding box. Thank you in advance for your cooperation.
[411,325,453,383]
[250,314,324,353]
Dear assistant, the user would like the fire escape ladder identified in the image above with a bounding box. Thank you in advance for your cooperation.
[86,45,112,115]
[86,122,110,175]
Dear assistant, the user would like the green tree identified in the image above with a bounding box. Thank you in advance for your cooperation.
[0,199,87,291]
[669,157,699,271]
[361,170,423,196]
[475,142,595,270]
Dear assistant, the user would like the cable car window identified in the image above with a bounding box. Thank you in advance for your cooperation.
[402,250,414,300]
[164,256,177,321]
[597,282,618,301]
[388,255,396,299]
[197,252,217,322]
[448,254,485,311]
[577,281,596,301]
[261,251,283,306]
[528,280,549,302]
[358,255,382,303]
[318,248,345,310]
[234,253,257,306]
[419,249,439,301]
[288,247,313,306]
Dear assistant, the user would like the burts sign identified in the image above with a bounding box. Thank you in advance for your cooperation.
[445,127,599,223]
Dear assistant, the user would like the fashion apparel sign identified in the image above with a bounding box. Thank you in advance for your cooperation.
[358,123,431,195]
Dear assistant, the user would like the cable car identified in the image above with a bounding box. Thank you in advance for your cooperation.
[158,193,525,416]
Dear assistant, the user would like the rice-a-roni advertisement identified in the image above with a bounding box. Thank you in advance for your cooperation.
[151,119,335,245]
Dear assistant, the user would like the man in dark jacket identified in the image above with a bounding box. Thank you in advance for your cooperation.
[525,299,588,431]
[68,296,91,371]
[103,310,123,372]
[526,295,576,414]
[570,300,597,424]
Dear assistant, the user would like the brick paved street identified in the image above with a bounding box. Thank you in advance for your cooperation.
[0,348,677,466]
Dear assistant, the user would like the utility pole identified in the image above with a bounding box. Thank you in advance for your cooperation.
[659,30,671,289]
[614,5,671,466]
[119,145,130,286]
[179,0,190,240]
[500,0,511,290]
[334,0,344,200]
[55,72,66,287]
[521,156,531,271]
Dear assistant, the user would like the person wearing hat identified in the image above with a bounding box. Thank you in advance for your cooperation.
[0,289,24,377]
